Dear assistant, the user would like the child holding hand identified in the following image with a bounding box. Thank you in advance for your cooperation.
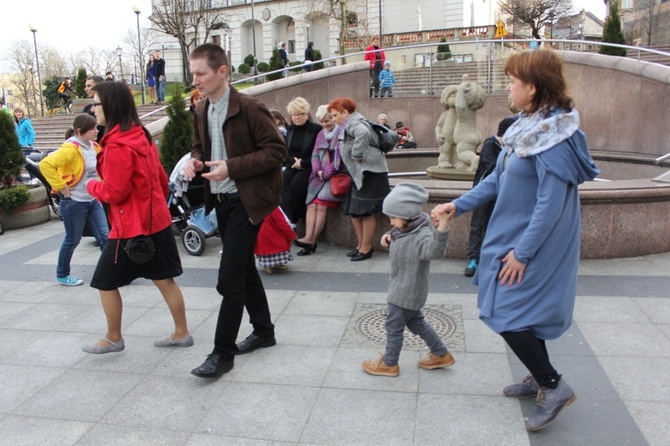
[362,182,454,376]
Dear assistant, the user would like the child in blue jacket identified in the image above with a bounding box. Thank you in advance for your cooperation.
[378,61,396,98]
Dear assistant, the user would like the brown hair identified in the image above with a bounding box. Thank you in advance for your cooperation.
[189,89,201,107]
[327,97,357,114]
[190,43,229,72]
[65,114,97,140]
[504,50,573,115]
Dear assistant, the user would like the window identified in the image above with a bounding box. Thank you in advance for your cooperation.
[212,35,221,46]
[288,40,295,54]
[346,11,358,27]
[7,90,12,96]
[622,0,632,9]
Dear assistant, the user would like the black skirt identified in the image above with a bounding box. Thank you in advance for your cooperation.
[342,171,390,217]
[90,225,183,291]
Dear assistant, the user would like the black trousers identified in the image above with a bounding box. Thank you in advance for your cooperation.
[213,196,274,359]
[466,201,494,261]
[500,330,560,388]
[370,68,382,97]
[280,168,310,223]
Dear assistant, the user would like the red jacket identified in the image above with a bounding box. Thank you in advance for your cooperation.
[364,44,386,70]
[254,207,296,255]
[87,124,171,239]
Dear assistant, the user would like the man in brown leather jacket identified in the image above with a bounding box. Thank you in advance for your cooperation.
[183,43,287,379]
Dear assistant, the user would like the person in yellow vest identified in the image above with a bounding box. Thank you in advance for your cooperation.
[40,114,109,286]
[56,77,76,113]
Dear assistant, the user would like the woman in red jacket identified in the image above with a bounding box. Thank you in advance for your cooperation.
[364,37,386,98]
[82,81,192,354]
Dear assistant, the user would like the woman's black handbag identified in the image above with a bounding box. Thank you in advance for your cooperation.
[123,236,155,264]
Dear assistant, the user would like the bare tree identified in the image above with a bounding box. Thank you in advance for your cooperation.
[123,26,155,85]
[499,0,573,39]
[307,0,372,62]
[5,39,38,116]
[71,47,119,77]
[149,0,226,83]
[640,0,659,46]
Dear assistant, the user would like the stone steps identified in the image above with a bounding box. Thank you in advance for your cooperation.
[392,60,507,96]
[30,103,169,151]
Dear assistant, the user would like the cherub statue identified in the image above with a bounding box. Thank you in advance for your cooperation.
[453,74,485,172]
[435,85,458,168]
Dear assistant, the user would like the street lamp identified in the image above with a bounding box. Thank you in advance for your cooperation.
[28,63,37,117]
[133,3,146,104]
[379,0,383,43]
[28,23,45,117]
[251,0,258,76]
[117,46,124,82]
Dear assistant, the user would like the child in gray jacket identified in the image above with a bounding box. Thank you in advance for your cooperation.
[362,182,454,377]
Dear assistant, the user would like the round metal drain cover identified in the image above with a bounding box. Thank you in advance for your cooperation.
[355,308,456,347]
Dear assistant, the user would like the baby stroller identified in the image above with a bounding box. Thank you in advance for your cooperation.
[168,153,218,256]
[24,153,62,219]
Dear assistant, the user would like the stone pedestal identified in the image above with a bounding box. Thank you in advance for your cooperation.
[0,186,50,230]
[425,165,475,181]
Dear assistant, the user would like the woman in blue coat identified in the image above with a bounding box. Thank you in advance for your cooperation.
[14,108,35,155]
[433,50,599,432]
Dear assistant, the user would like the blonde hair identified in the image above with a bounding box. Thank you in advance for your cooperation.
[315,105,330,121]
[286,97,311,116]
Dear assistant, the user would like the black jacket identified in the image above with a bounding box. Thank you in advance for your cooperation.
[473,136,503,186]
[284,121,321,170]
[153,58,165,78]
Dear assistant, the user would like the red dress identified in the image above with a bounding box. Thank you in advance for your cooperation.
[254,207,296,267]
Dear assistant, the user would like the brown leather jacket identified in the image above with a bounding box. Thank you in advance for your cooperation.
[191,86,287,224]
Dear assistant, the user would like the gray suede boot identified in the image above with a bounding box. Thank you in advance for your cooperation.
[503,373,540,399]
[526,378,577,431]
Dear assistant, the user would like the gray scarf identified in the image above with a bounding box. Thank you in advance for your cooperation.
[503,108,580,157]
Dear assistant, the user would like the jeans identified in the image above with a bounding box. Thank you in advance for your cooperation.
[57,198,109,278]
[380,87,393,97]
[213,196,274,359]
[384,303,448,366]
[156,77,166,101]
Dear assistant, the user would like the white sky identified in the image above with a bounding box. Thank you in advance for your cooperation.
[1,0,607,71]
[1,0,153,71]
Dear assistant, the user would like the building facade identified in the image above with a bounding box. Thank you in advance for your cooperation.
[149,0,495,82]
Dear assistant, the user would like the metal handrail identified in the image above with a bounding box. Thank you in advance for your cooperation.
[232,39,670,92]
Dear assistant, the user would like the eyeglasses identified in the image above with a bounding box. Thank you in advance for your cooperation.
[92,102,102,107]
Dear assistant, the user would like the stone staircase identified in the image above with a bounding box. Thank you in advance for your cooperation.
[30,103,169,152]
[392,60,508,96]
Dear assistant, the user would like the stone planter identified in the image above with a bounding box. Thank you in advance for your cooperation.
[0,185,50,230]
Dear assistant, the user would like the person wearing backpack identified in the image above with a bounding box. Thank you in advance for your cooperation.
[56,77,76,112]
[327,97,390,261]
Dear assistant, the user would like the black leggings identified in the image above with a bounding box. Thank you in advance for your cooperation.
[500,330,560,389]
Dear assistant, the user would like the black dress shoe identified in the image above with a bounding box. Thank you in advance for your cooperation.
[191,353,234,378]
[235,333,277,355]
[350,249,373,261]
[294,239,311,249]
[346,248,359,257]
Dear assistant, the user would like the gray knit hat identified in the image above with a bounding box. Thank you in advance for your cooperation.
[383,182,429,220]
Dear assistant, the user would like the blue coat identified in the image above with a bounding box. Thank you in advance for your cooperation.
[15,117,35,147]
[453,129,599,339]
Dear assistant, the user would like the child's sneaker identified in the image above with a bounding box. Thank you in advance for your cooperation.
[418,352,455,370]
[362,354,399,377]
[56,275,84,286]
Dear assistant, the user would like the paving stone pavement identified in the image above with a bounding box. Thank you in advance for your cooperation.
[0,218,669,445]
